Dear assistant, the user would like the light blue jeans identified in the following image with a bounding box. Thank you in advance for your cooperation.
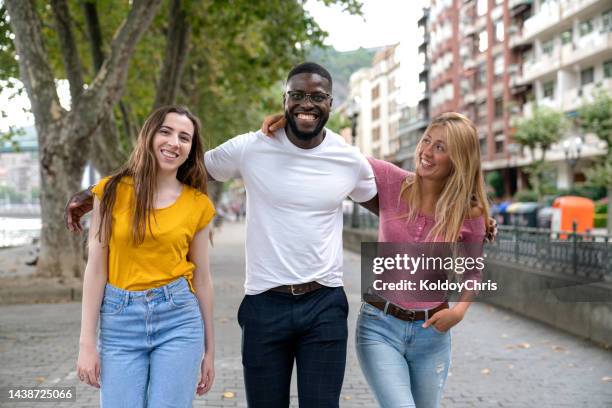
[98,277,204,408]
[356,303,451,408]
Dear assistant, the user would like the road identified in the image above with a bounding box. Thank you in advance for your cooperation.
[0,222,610,407]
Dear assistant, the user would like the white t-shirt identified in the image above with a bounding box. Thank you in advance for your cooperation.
[204,128,377,294]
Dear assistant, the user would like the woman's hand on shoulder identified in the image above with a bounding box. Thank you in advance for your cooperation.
[261,113,285,136]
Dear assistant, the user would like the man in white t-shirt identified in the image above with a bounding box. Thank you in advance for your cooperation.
[204,62,377,408]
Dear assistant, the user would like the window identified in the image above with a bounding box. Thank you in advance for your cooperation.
[494,98,504,118]
[541,39,554,56]
[604,60,612,79]
[495,21,504,42]
[479,31,488,52]
[372,127,381,142]
[579,19,593,36]
[543,81,555,98]
[372,106,380,121]
[479,137,488,156]
[477,102,487,122]
[494,55,504,77]
[603,9,612,33]
[580,67,594,86]
[561,29,572,45]
[477,0,487,16]
[495,140,505,154]
[371,84,380,100]
[477,64,487,87]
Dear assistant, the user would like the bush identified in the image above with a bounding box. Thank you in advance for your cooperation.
[486,171,504,198]
[595,203,608,214]
[555,185,606,201]
[513,189,538,202]
[594,214,607,228]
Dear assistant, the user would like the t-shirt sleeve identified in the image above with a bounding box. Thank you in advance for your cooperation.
[195,193,216,231]
[204,133,250,182]
[348,154,377,203]
[91,176,111,200]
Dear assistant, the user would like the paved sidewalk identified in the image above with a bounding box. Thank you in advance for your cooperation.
[0,222,611,407]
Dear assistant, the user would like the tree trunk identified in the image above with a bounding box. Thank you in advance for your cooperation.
[6,0,164,278]
[37,122,89,277]
[607,186,612,235]
[90,112,127,175]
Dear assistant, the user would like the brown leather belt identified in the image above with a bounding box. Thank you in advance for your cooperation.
[269,281,324,295]
[363,293,448,322]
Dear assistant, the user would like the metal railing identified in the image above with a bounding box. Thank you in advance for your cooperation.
[485,225,610,281]
[343,212,611,281]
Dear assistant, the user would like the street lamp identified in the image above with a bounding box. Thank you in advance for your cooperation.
[347,97,361,228]
[563,136,582,190]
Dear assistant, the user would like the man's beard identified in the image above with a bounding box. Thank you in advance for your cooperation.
[285,111,328,141]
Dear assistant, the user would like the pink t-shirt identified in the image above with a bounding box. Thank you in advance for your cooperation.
[368,157,485,310]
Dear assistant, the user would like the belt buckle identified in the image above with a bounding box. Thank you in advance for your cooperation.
[290,284,306,295]
[403,309,416,321]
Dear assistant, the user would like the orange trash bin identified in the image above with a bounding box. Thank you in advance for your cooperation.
[551,196,595,233]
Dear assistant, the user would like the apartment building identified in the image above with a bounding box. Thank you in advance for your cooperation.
[346,67,373,156]
[424,0,611,197]
[509,0,611,190]
[345,43,413,162]
[397,7,431,170]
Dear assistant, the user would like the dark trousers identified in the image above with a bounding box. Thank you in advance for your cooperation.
[237,286,349,408]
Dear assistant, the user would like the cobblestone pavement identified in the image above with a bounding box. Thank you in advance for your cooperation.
[0,222,611,407]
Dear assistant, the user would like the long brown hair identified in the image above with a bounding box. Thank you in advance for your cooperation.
[400,112,489,242]
[97,105,207,245]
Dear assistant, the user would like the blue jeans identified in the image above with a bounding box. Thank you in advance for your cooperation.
[98,277,204,408]
[355,303,451,408]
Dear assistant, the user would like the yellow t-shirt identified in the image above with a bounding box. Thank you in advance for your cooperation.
[92,176,215,291]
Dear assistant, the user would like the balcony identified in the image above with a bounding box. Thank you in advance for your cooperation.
[560,0,603,21]
[463,92,476,105]
[521,54,561,83]
[522,98,559,118]
[476,87,488,102]
[509,0,533,16]
[463,57,476,70]
[522,2,560,41]
[562,32,612,68]
[562,79,612,112]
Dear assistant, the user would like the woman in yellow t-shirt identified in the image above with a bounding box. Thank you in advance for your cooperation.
[76,105,216,407]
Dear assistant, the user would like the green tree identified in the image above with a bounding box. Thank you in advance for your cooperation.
[513,106,568,200]
[577,88,612,233]
[1,0,362,278]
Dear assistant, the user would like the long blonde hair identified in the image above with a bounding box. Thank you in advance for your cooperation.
[97,105,207,246]
[400,112,489,242]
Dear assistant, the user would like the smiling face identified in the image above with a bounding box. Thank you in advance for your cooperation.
[283,73,332,140]
[416,126,453,181]
[152,112,195,174]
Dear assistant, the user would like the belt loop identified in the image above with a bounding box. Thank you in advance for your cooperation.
[424,309,429,321]
[163,285,170,301]
[383,301,390,315]
[123,291,129,307]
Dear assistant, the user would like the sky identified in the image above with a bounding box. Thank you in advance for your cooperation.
[1,0,425,131]
[305,0,424,52]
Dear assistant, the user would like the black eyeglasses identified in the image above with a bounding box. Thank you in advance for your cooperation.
[286,91,331,104]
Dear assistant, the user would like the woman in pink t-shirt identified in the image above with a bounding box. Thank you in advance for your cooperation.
[356,112,489,408]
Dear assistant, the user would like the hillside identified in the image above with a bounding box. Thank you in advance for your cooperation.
[306,46,378,106]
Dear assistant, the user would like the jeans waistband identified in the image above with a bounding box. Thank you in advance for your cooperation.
[103,277,190,304]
